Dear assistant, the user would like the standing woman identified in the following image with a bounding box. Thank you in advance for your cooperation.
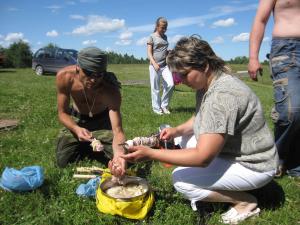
[147,17,174,115]
[122,36,278,224]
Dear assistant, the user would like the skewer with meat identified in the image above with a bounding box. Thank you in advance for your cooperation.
[120,136,159,148]
[90,138,104,152]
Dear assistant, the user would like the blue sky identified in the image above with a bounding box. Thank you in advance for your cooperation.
[0,0,273,61]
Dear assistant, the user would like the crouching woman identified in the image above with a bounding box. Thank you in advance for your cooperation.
[121,35,279,224]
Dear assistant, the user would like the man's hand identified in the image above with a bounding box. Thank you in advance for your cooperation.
[108,156,126,177]
[74,127,93,142]
[248,59,263,81]
[120,145,153,163]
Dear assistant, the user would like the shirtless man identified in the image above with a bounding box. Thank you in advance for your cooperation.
[56,47,126,176]
[248,0,300,177]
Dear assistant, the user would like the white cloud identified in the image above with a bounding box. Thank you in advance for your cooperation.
[37,41,42,45]
[169,17,206,29]
[128,4,256,33]
[46,30,59,37]
[1,32,29,47]
[212,18,235,27]
[115,31,133,46]
[82,40,97,45]
[169,34,184,44]
[211,36,224,44]
[210,4,257,14]
[119,31,133,40]
[4,32,24,42]
[7,7,19,11]
[70,14,85,20]
[115,39,132,46]
[136,37,148,46]
[232,32,249,42]
[45,5,62,13]
[263,37,270,42]
[66,1,76,5]
[79,0,99,3]
[105,47,112,52]
[72,15,125,35]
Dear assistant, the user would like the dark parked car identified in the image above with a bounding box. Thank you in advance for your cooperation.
[32,47,78,75]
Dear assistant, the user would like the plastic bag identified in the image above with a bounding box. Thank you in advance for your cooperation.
[96,173,154,220]
[76,176,101,197]
[0,166,44,192]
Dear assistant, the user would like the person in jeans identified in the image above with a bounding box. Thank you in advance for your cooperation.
[248,0,300,177]
[147,17,174,115]
[55,47,126,176]
[122,36,278,224]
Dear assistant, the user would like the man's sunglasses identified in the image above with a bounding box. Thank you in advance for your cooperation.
[82,69,105,78]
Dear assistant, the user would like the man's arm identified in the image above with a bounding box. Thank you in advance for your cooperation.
[248,0,275,81]
[107,89,126,175]
[56,70,92,141]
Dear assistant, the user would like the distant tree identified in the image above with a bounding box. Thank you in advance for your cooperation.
[228,56,249,64]
[45,43,60,49]
[0,45,5,67]
[106,51,148,64]
[5,41,32,68]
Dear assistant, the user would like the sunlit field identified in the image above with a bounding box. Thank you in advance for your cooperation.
[0,65,299,225]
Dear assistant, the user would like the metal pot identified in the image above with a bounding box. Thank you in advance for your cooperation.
[99,176,150,201]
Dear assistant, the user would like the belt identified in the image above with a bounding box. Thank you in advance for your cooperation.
[70,107,109,121]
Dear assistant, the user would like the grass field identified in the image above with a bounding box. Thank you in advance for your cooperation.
[0,64,299,225]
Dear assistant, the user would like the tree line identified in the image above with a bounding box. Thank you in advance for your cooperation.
[226,55,269,65]
[0,41,148,68]
[0,41,268,68]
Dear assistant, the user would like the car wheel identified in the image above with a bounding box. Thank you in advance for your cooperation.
[35,65,44,75]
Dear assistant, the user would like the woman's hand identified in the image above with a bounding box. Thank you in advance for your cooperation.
[120,145,154,163]
[153,63,160,71]
[160,127,177,141]
[108,156,126,177]
[74,127,93,142]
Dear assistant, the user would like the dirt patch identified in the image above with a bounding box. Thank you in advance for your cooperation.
[0,119,19,131]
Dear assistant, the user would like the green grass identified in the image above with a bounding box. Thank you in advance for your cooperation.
[0,65,299,225]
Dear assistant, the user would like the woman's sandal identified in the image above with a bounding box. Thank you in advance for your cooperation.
[221,207,260,224]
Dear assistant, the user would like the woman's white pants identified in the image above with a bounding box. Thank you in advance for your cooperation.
[172,135,276,210]
[149,65,174,112]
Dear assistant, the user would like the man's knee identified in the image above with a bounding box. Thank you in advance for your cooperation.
[56,136,79,168]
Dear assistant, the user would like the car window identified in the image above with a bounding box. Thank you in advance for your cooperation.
[34,49,45,59]
[64,50,78,59]
[56,49,64,59]
[44,49,56,59]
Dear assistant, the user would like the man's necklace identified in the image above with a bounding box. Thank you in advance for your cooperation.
[82,87,96,118]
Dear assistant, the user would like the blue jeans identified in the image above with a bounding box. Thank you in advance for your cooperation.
[270,38,300,176]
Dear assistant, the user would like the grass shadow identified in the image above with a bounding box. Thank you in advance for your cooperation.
[38,72,56,76]
[0,69,17,73]
[172,106,195,113]
[174,87,194,93]
[248,180,285,210]
[39,178,59,199]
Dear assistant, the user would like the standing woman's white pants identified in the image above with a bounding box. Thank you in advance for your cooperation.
[149,65,174,112]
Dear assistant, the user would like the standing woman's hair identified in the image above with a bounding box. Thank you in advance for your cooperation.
[154,17,168,32]
[167,35,229,75]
